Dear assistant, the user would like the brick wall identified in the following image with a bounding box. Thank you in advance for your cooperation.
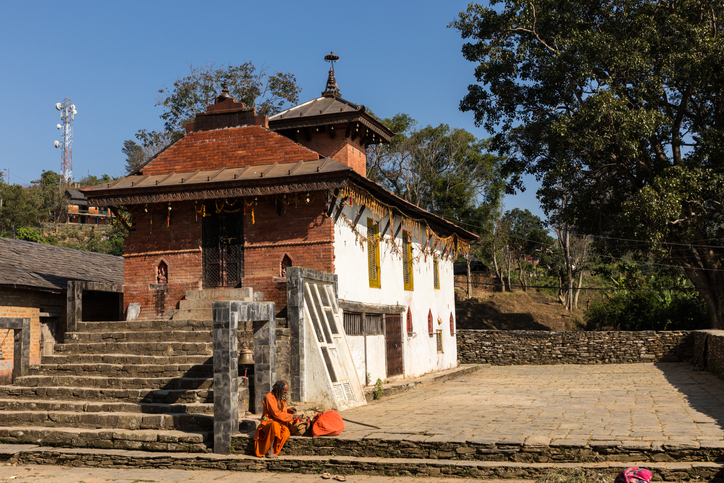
[243,195,335,313]
[122,194,335,319]
[457,329,694,365]
[123,202,203,319]
[140,126,320,175]
[300,129,366,176]
[0,288,52,383]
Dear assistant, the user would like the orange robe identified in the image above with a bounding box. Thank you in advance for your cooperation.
[254,392,294,457]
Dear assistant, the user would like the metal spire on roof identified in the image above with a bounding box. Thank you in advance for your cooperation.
[322,51,340,97]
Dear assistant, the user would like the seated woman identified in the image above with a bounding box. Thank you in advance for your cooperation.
[254,380,296,458]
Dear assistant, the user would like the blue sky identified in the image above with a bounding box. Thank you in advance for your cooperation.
[0,0,543,221]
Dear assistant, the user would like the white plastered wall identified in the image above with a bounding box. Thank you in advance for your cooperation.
[333,202,459,381]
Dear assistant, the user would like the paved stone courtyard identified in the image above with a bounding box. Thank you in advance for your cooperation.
[340,363,724,446]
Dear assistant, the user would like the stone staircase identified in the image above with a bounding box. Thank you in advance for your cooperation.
[0,288,255,452]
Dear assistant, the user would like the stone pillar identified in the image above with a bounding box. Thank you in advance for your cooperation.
[0,318,30,383]
[251,303,276,413]
[66,281,83,333]
[13,318,30,382]
[212,301,239,455]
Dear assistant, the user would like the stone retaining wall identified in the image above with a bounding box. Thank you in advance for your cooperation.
[457,330,695,365]
[692,330,724,379]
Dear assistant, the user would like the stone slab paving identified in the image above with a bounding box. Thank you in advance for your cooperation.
[0,463,520,483]
[340,363,724,446]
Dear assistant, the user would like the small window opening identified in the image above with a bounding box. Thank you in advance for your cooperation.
[281,254,292,277]
[157,261,168,284]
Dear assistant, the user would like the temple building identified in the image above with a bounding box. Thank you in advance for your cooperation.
[84,58,476,408]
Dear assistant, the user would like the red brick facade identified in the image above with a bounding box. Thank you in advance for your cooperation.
[298,127,367,177]
[122,194,335,319]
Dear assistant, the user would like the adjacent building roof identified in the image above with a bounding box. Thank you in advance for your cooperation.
[0,238,123,293]
[268,96,394,144]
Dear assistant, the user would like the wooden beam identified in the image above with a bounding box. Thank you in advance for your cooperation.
[327,189,340,217]
[393,218,403,240]
[109,206,132,232]
[380,213,391,238]
[352,205,366,227]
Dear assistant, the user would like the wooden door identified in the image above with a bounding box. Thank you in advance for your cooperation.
[385,314,403,376]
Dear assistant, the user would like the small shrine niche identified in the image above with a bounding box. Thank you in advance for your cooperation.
[156,261,168,284]
[280,254,293,277]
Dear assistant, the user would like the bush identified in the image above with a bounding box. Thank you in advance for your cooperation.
[584,264,706,330]
[15,227,45,244]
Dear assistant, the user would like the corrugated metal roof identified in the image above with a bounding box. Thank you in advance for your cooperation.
[0,238,123,292]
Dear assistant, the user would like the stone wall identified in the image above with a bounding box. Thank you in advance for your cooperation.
[692,330,724,379]
[457,330,694,365]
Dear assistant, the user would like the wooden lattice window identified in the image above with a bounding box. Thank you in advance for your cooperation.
[402,230,414,291]
[406,307,413,334]
[436,330,443,353]
[367,218,381,288]
[365,314,384,335]
[428,309,433,335]
[433,257,440,289]
[343,312,362,336]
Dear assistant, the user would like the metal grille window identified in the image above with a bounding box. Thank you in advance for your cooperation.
[436,330,443,353]
[343,312,362,336]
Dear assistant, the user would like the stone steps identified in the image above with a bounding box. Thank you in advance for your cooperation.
[41,354,212,365]
[29,363,213,378]
[7,445,724,481]
[65,330,211,343]
[0,410,213,432]
[230,432,724,465]
[0,398,212,415]
[53,341,213,355]
[0,385,213,404]
[14,375,221,390]
[76,320,213,332]
[0,429,210,453]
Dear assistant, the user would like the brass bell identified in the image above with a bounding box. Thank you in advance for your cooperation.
[239,340,254,365]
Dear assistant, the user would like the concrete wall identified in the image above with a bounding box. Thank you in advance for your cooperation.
[457,329,694,365]
[334,202,458,380]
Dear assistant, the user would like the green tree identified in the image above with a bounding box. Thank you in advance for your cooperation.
[31,170,65,223]
[503,208,553,291]
[128,62,302,158]
[0,185,41,238]
[367,115,505,235]
[453,0,724,328]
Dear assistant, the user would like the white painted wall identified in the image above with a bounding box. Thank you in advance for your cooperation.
[333,202,459,381]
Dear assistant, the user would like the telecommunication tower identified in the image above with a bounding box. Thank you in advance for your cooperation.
[54,98,77,184]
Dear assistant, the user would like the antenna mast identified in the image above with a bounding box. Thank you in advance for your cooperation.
[54,98,77,185]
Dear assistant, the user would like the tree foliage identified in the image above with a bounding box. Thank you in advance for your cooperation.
[0,184,41,238]
[130,62,302,157]
[367,114,506,236]
[453,0,724,327]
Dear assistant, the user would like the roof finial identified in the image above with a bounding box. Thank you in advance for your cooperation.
[216,81,233,103]
[322,51,340,97]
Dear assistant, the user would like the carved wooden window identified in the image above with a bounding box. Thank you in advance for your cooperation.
[436,330,443,353]
[367,218,381,288]
[433,257,440,289]
[402,230,414,291]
